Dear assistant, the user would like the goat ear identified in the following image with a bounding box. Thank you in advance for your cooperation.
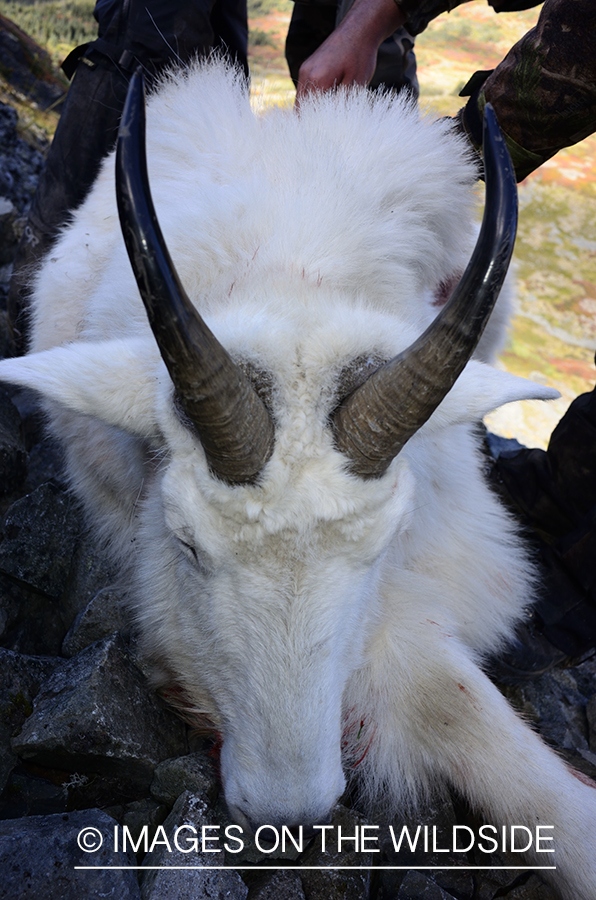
[0,339,162,437]
[422,360,560,434]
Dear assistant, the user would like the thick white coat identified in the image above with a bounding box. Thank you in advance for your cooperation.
[1,61,595,898]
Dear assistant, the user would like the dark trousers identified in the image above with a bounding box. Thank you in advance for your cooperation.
[8,0,248,351]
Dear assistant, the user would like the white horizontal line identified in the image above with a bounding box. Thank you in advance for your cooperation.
[74,865,557,871]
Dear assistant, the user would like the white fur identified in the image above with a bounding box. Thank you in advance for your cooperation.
[1,60,593,898]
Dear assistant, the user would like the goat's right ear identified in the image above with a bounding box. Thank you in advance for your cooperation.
[0,339,163,437]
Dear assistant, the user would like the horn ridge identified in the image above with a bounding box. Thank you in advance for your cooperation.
[116,69,274,485]
[332,103,518,478]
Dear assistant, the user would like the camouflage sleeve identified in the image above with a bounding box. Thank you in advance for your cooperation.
[394,0,541,37]
[458,0,596,181]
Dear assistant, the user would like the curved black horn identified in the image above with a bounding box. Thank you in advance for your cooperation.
[332,104,518,478]
[116,69,274,485]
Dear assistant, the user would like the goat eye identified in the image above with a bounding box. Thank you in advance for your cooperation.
[179,539,199,562]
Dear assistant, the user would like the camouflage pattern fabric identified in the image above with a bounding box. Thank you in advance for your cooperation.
[477,0,596,181]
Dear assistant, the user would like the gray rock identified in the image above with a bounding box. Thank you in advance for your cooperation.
[151,749,219,807]
[0,570,66,655]
[62,585,128,657]
[503,875,560,899]
[0,194,20,267]
[61,537,119,627]
[140,790,248,899]
[0,648,60,792]
[469,847,554,900]
[248,869,306,900]
[0,387,26,493]
[121,797,169,861]
[0,100,45,218]
[25,436,66,491]
[397,871,456,900]
[297,805,373,900]
[379,796,473,900]
[0,482,81,598]
[502,666,592,755]
[0,767,69,818]
[12,633,188,789]
[0,808,140,899]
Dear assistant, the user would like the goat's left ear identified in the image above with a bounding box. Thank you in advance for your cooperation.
[422,360,560,434]
[0,338,163,437]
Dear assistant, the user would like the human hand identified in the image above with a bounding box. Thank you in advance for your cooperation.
[295,0,405,104]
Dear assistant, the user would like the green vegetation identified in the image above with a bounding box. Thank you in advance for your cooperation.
[0,0,96,63]
[249,27,276,48]
[248,0,291,16]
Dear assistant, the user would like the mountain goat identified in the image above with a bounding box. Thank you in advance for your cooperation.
[1,60,595,898]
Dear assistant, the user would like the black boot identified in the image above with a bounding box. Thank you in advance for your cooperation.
[486,384,596,682]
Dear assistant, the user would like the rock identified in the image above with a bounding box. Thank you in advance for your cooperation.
[0,482,81,598]
[379,795,474,900]
[0,386,27,493]
[0,647,59,791]
[0,15,67,109]
[502,875,560,899]
[60,536,120,632]
[140,790,248,899]
[0,807,141,899]
[121,797,169,861]
[248,869,306,900]
[297,805,373,900]
[25,436,66,490]
[150,749,219,808]
[62,585,129,657]
[11,633,188,789]
[396,871,456,899]
[0,570,66,654]
[503,668,589,749]
[0,195,20,267]
[0,766,69,818]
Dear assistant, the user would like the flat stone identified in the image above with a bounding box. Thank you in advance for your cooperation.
[150,749,219,807]
[248,869,306,899]
[140,790,248,899]
[0,571,66,654]
[297,805,373,900]
[397,871,456,899]
[12,633,188,789]
[0,648,60,792]
[60,537,119,628]
[121,797,169,862]
[62,585,128,657]
[502,666,591,755]
[0,808,140,899]
[0,482,81,598]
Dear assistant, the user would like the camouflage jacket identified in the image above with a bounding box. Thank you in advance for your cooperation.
[397,0,596,181]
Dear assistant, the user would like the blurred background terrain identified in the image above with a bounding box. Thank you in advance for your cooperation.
[1,0,594,447]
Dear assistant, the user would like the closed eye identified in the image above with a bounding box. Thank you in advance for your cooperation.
[177,538,212,576]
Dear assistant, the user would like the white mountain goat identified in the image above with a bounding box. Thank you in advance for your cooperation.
[1,60,595,898]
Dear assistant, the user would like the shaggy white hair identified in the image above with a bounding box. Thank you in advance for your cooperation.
[1,60,594,899]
